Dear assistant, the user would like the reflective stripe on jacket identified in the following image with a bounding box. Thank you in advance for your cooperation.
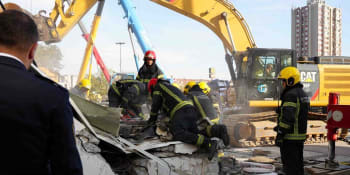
[110,80,146,104]
[136,64,164,83]
[150,80,193,119]
[188,90,218,123]
[278,83,309,141]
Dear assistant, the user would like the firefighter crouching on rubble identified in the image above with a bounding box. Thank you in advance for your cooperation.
[185,81,221,117]
[108,79,147,120]
[188,81,229,148]
[274,66,309,175]
[183,81,197,96]
[147,78,230,160]
[136,50,164,85]
[0,10,82,174]
[189,82,221,124]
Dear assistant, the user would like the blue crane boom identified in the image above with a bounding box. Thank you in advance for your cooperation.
[119,0,168,80]
[119,0,152,71]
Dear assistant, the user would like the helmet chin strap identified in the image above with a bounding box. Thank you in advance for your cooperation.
[287,78,294,86]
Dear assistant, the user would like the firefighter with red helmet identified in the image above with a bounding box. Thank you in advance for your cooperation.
[136,50,164,84]
[147,78,229,160]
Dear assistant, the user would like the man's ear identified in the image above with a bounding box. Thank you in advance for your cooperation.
[28,42,38,61]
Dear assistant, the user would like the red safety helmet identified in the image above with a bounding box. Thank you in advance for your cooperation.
[144,50,156,61]
[148,78,158,93]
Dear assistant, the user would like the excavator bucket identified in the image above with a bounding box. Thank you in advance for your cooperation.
[0,2,60,43]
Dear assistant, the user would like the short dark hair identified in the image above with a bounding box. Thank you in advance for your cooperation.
[0,10,38,51]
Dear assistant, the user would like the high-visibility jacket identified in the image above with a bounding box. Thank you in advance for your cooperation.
[188,87,219,124]
[136,63,164,84]
[277,83,309,141]
[149,80,193,120]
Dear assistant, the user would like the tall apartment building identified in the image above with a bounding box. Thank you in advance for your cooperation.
[292,0,342,57]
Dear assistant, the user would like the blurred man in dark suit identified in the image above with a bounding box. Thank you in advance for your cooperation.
[0,10,82,175]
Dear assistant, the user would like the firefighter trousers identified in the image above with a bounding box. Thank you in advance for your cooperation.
[280,140,304,175]
[170,106,208,146]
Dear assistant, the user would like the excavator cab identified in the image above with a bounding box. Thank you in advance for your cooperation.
[235,48,296,110]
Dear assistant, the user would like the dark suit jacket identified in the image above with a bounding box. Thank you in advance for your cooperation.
[0,56,83,175]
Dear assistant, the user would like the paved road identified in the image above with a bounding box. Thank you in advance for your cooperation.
[305,142,350,156]
[304,141,350,161]
[226,141,350,162]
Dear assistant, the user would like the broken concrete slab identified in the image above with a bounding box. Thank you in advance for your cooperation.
[76,138,115,175]
[74,120,115,175]
[130,154,219,175]
[174,143,198,154]
[70,93,121,137]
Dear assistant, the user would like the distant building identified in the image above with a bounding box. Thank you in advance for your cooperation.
[58,75,77,89]
[38,66,77,89]
[38,66,59,82]
[292,0,342,57]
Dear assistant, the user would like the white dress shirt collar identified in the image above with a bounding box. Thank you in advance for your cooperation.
[0,52,24,65]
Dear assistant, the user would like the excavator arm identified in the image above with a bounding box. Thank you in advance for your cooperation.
[151,0,297,109]
[150,0,256,52]
[5,1,111,83]
[34,0,98,43]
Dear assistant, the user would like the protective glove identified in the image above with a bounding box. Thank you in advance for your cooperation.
[275,133,284,147]
[116,82,124,89]
[273,126,278,132]
[147,115,157,125]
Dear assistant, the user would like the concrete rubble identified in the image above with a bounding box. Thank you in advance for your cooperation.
[69,94,350,175]
[74,119,115,175]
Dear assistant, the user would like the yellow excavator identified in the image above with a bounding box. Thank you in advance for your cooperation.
[151,0,294,108]
[150,0,350,146]
[4,0,110,98]
[10,0,349,146]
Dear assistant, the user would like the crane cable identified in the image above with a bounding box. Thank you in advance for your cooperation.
[128,26,140,71]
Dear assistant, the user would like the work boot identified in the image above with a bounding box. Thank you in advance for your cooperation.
[211,125,230,146]
[204,140,218,161]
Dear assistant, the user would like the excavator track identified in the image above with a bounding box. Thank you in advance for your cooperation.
[222,111,329,147]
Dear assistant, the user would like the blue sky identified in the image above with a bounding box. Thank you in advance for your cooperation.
[5,0,350,80]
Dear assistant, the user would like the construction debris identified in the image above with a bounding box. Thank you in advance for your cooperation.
[252,149,271,156]
[305,163,350,175]
[248,156,276,164]
[68,94,350,175]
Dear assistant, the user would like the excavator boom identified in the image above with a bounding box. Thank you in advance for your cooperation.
[151,0,256,52]
[48,0,98,42]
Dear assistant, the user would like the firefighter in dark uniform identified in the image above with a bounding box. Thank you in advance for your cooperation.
[183,81,196,96]
[187,82,229,145]
[0,10,82,174]
[108,79,147,119]
[147,78,229,160]
[275,66,309,175]
[191,82,221,123]
[136,50,164,85]
[186,81,221,117]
